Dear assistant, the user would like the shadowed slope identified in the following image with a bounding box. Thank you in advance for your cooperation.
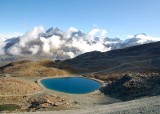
[61,41,160,73]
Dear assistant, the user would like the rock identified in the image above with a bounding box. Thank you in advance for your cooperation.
[40,103,50,108]
[101,72,160,101]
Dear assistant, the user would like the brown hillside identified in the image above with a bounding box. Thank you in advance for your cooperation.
[0,60,74,77]
[0,77,41,95]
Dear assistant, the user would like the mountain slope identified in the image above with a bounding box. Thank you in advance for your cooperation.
[59,41,160,100]
[61,41,160,73]
[0,60,74,77]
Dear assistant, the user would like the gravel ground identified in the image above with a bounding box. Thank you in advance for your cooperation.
[6,95,160,114]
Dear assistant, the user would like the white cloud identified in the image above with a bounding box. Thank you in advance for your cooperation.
[2,25,159,59]
[40,37,50,54]
[86,28,107,40]
[64,27,78,39]
[67,37,109,53]
[7,45,22,55]
[0,39,6,55]
[66,51,75,58]
[126,34,160,44]
[29,45,40,55]
[126,35,134,38]
[100,29,107,38]
[49,35,63,49]
[136,34,159,44]
[19,26,45,47]
[86,28,99,40]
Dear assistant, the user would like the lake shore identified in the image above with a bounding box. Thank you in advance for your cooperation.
[0,75,121,113]
[36,75,106,94]
[36,75,121,109]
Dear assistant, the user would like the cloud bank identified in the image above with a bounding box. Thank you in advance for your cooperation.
[0,26,159,59]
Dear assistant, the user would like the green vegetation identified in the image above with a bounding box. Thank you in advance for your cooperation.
[0,104,20,112]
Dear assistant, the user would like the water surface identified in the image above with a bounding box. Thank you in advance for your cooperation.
[41,77,102,94]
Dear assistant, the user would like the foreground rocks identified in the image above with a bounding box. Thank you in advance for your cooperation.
[28,95,73,111]
[101,72,160,100]
[0,94,73,112]
[9,95,160,114]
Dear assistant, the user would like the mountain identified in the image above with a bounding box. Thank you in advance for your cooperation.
[40,27,64,38]
[1,41,160,101]
[61,41,160,73]
[58,41,160,100]
[0,26,158,59]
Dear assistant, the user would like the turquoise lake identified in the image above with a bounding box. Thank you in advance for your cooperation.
[41,77,102,94]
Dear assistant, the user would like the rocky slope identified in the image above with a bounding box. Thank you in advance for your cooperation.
[62,41,160,73]
[60,41,160,100]
[101,72,160,100]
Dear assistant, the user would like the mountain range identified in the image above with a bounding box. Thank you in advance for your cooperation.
[0,26,158,59]
[1,39,160,101]
[61,41,160,73]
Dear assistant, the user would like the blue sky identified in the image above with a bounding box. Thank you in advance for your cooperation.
[0,0,160,38]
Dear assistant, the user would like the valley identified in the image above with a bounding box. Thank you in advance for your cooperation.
[0,41,160,113]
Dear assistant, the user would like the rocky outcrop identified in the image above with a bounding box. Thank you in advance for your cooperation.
[101,72,160,101]
[28,95,73,111]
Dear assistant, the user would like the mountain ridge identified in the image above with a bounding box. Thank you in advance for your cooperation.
[61,41,160,73]
[0,26,158,59]
[58,41,160,101]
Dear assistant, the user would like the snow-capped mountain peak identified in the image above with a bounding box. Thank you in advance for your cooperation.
[0,26,159,59]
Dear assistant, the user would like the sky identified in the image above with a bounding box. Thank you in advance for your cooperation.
[0,0,160,39]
